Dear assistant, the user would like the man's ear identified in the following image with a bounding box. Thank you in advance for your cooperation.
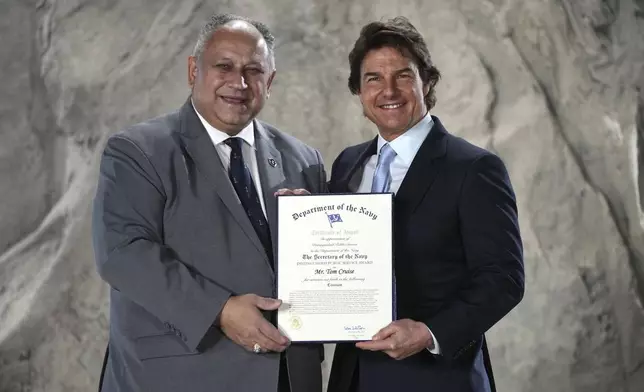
[266,69,277,98]
[188,56,198,88]
[423,83,430,99]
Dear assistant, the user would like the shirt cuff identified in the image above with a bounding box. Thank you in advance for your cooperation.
[425,325,441,355]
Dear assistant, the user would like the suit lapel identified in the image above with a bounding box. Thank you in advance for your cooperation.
[254,120,286,253]
[177,99,270,266]
[394,116,449,214]
[338,138,377,192]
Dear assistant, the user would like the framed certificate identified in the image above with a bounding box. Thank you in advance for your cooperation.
[276,193,393,342]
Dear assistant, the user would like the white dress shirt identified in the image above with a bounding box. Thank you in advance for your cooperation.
[192,101,267,217]
[357,111,442,355]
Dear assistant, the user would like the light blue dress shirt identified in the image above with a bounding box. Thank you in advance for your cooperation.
[357,112,434,194]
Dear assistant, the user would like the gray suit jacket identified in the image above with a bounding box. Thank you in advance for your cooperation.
[92,98,326,392]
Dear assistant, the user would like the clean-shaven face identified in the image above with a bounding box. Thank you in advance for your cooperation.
[188,21,275,135]
[358,46,429,141]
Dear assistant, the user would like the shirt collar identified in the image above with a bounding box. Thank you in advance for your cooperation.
[191,99,255,148]
[376,111,434,165]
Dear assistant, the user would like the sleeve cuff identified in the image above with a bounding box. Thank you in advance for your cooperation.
[426,325,441,355]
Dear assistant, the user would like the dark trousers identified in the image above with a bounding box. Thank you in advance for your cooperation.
[278,354,291,392]
[348,360,359,392]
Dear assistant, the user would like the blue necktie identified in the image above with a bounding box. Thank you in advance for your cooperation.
[224,137,273,268]
[371,143,398,319]
[371,143,397,193]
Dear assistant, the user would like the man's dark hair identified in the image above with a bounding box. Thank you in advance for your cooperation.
[192,13,275,69]
[348,16,441,110]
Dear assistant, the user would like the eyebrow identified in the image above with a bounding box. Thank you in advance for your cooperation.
[363,72,380,79]
[213,57,233,63]
[212,57,265,68]
[396,67,414,74]
[363,67,414,79]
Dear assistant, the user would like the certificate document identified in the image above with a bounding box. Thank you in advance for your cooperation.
[276,193,393,342]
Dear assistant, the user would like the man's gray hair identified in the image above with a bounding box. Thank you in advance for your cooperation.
[192,13,276,69]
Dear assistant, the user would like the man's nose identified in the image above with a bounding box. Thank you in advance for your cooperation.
[382,79,399,98]
[228,71,248,90]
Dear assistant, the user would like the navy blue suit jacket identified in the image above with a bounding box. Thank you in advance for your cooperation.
[326,116,524,392]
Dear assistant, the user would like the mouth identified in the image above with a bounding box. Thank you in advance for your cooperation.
[220,96,249,105]
[378,102,406,110]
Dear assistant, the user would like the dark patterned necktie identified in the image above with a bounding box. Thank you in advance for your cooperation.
[224,137,273,268]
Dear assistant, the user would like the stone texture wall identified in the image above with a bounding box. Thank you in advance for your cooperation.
[1,0,643,391]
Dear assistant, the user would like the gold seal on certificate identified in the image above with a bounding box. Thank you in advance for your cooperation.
[276,193,393,342]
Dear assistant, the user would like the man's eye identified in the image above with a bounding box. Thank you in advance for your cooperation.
[216,63,232,70]
[246,68,263,75]
[366,76,379,82]
[397,74,411,79]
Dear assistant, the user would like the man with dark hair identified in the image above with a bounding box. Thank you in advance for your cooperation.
[92,13,324,392]
[327,16,524,392]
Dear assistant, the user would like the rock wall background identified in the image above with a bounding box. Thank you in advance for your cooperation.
[1,0,644,391]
